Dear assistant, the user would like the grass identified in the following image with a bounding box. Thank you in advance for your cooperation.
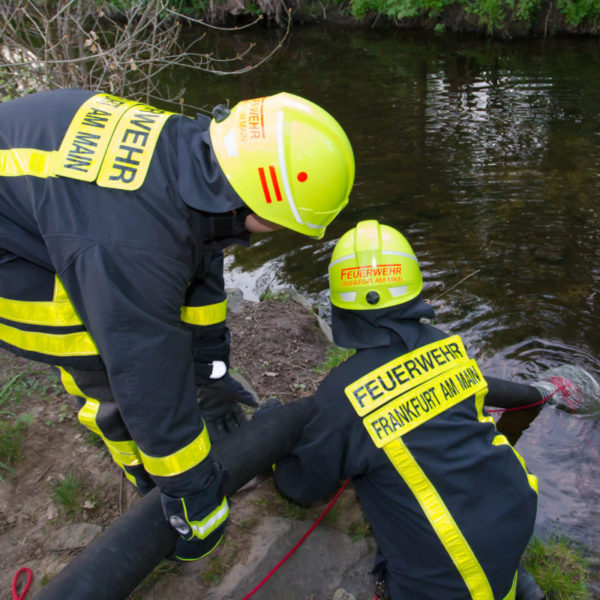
[0,414,31,478]
[52,472,84,514]
[340,0,600,33]
[200,536,243,586]
[45,402,72,427]
[278,497,308,520]
[201,554,227,586]
[251,496,271,508]
[523,535,592,600]
[1,367,59,475]
[0,372,28,408]
[315,345,356,374]
[83,429,107,449]
[259,288,290,302]
[0,367,58,409]
[346,518,372,542]
[320,504,340,528]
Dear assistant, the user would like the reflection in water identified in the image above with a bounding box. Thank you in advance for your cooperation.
[171,26,600,590]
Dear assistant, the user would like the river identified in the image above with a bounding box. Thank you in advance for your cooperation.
[173,24,600,592]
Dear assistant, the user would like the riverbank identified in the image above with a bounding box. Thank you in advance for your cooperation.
[193,0,600,38]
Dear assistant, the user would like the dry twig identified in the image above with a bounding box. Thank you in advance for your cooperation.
[0,0,291,111]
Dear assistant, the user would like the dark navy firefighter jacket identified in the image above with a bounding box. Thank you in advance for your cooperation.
[0,89,248,498]
[274,316,538,600]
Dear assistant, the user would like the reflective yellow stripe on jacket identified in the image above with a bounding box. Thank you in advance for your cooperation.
[181,299,227,326]
[384,418,518,600]
[0,323,98,357]
[0,148,57,178]
[139,426,211,478]
[385,432,496,600]
[0,276,98,358]
[183,496,229,540]
[0,277,82,327]
[473,385,539,495]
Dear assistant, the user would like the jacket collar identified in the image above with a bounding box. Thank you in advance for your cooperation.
[176,113,245,213]
[331,295,435,351]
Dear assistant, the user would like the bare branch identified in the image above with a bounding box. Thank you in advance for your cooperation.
[164,7,265,31]
[0,0,290,104]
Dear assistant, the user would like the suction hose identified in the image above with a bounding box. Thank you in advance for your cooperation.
[33,398,314,600]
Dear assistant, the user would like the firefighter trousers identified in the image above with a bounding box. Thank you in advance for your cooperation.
[56,366,156,494]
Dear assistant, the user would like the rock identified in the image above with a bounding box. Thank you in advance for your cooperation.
[316,313,334,343]
[235,473,268,493]
[229,370,259,405]
[283,286,314,311]
[204,516,375,600]
[332,588,357,600]
[226,288,246,314]
[284,285,334,343]
[51,523,102,551]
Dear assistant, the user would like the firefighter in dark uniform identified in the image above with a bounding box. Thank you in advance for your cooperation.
[274,221,543,599]
[0,89,354,561]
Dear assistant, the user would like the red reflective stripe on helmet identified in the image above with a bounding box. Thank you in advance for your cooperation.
[258,167,272,203]
[269,165,283,202]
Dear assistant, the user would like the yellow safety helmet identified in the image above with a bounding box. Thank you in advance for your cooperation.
[210,92,354,239]
[329,220,423,310]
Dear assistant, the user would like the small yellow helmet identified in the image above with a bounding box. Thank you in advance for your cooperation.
[329,220,423,310]
[210,92,354,239]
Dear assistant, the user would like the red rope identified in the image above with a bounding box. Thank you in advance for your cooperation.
[11,567,33,600]
[549,376,579,411]
[242,478,351,600]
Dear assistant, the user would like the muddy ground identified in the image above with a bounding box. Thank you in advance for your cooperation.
[0,292,370,599]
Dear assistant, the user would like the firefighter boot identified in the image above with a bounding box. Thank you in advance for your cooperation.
[516,565,545,600]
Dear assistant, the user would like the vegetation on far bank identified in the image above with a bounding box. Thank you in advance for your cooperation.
[174,0,600,35]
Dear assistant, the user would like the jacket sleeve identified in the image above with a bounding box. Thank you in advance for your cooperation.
[57,241,216,496]
[274,378,367,503]
[484,376,543,409]
[183,247,231,386]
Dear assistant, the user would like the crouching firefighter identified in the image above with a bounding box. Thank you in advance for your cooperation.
[274,221,544,599]
[0,89,354,561]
